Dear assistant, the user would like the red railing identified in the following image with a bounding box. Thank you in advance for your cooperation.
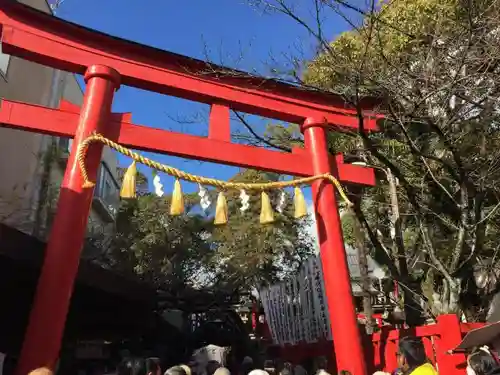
[271,314,485,375]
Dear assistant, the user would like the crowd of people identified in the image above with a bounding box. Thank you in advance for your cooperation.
[25,335,500,375]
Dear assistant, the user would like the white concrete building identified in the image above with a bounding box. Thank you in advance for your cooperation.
[0,0,120,244]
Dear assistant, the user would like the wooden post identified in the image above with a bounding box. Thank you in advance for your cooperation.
[435,314,466,375]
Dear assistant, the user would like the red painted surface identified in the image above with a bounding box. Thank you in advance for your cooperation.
[434,315,467,375]
[0,100,376,186]
[301,117,367,375]
[273,315,481,375]
[209,104,231,142]
[0,1,385,373]
[0,1,380,129]
[15,66,120,375]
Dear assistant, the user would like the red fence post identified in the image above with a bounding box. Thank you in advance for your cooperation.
[16,65,120,375]
[435,314,466,375]
[301,117,367,375]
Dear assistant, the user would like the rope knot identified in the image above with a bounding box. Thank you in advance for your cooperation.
[83,181,95,189]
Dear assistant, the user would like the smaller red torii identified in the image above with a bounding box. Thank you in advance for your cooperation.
[0,2,381,375]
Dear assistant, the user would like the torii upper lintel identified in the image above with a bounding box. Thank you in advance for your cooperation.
[0,0,380,129]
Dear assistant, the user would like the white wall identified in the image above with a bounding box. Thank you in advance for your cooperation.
[0,0,54,233]
[0,0,121,241]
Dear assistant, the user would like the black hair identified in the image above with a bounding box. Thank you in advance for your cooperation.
[468,350,498,375]
[117,357,160,375]
[398,336,427,368]
[207,360,222,375]
[241,360,254,375]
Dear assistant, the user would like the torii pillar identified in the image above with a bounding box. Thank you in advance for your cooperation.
[15,65,120,375]
[302,117,367,375]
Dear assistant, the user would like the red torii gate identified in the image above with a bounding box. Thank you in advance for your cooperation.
[0,2,380,375]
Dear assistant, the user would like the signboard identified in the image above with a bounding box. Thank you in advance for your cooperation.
[259,254,332,345]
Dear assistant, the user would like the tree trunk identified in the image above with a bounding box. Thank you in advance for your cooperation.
[351,204,375,333]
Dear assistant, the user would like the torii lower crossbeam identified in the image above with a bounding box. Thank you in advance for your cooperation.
[0,100,375,185]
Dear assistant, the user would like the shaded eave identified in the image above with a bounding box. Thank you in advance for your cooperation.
[0,223,156,302]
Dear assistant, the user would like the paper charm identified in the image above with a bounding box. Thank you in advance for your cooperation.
[239,189,250,212]
[276,190,286,213]
[153,172,164,197]
[198,184,212,211]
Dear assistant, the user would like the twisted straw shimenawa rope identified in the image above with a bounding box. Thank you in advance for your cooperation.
[76,133,353,206]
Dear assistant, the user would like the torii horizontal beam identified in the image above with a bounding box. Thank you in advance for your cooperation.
[0,99,375,186]
[0,1,380,129]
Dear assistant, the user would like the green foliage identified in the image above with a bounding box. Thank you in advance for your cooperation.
[101,169,315,295]
[304,0,459,93]
[104,194,214,289]
[211,169,315,289]
[340,209,356,246]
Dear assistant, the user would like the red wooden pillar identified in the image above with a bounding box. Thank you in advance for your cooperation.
[301,117,367,375]
[435,314,466,375]
[16,65,120,375]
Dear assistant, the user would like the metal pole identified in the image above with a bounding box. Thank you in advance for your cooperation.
[16,65,120,375]
[301,117,367,375]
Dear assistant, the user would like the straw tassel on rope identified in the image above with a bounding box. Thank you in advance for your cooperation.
[260,191,274,224]
[214,192,228,225]
[170,179,184,215]
[120,161,137,198]
[294,187,308,219]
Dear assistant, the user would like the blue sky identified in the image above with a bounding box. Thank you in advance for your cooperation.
[55,0,359,198]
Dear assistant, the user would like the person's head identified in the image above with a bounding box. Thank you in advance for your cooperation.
[397,337,427,372]
[241,357,254,375]
[314,357,328,372]
[242,357,254,367]
[28,368,53,375]
[180,365,192,375]
[117,357,161,375]
[164,366,186,375]
[263,360,275,373]
[214,367,231,375]
[294,365,307,375]
[467,349,498,375]
[207,361,221,375]
[279,369,292,375]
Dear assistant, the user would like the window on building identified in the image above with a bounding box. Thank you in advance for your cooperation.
[0,42,11,77]
[94,162,119,216]
[58,137,71,152]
